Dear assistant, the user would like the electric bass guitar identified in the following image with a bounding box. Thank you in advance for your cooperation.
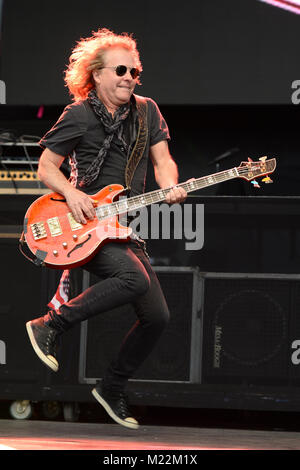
[20,157,276,269]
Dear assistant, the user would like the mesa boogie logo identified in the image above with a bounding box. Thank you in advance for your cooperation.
[0,340,6,365]
[213,326,222,368]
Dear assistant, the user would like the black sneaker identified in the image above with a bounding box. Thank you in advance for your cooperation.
[91,385,139,429]
[26,317,59,372]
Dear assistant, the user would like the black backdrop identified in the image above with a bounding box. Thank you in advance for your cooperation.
[2,0,300,105]
[0,2,300,200]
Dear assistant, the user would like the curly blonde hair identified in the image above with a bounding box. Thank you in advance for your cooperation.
[64,28,142,102]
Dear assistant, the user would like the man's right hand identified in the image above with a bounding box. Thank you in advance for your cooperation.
[37,148,97,224]
[64,187,97,224]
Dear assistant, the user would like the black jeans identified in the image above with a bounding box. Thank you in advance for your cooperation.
[45,240,170,388]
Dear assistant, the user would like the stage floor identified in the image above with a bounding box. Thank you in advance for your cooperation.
[0,419,300,450]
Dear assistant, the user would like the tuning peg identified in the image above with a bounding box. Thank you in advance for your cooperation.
[259,156,267,163]
[262,176,273,184]
[251,179,260,188]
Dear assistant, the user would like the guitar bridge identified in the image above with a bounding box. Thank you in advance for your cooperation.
[31,222,47,240]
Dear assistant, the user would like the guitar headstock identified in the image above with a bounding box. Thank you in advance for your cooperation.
[236,157,276,181]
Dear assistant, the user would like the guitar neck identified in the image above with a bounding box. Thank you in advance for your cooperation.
[95,166,238,218]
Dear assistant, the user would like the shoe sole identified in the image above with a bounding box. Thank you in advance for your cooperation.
[26,321,58,372]
[91,388,139,430]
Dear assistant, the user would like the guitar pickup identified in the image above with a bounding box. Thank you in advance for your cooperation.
[67,212,82,231]
[31,222,47,240]
[47,217,62,237]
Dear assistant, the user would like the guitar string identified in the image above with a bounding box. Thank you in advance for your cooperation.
[51,162,274,225]
[95,164,274,219]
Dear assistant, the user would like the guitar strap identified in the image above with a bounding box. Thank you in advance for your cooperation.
[124,95,148,192]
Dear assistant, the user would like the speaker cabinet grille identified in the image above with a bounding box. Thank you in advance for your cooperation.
[79,267,201,383]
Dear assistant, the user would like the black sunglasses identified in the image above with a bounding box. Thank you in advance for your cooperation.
[99,65,140,79]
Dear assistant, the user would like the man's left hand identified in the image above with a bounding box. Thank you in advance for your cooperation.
[165,185,187,204]
[165,178,196,204]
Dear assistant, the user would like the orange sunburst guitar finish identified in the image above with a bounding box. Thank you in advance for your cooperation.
[23,184,130,269]
[22,157,277,269]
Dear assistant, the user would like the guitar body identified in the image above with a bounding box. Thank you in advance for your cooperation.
[23,184,132,269]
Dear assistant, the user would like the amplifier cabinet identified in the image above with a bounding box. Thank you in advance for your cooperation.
[78,267,202,384]
[201,272,300,387]
[0,235,50,387]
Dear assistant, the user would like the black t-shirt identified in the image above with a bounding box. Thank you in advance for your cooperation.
[39,94,170,195]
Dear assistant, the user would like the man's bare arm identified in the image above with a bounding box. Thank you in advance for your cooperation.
[38,148,96,224]
[150,140,187,204]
